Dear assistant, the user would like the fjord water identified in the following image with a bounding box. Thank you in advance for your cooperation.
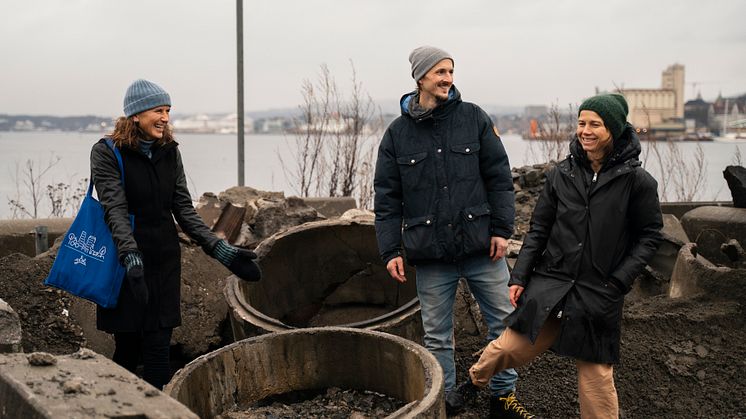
[0,131,742,219]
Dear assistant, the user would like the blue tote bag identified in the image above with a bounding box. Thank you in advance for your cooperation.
[45,138,130,308]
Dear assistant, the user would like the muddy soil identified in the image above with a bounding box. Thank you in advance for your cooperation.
[451,295,746,418]
[0,253,84,354]
[218,387,405,419]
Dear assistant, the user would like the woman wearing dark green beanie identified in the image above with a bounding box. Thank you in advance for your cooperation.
[90,79,261,390]
[456,93,664,418]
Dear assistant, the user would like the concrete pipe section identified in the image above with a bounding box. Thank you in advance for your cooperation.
[164,327,445,418]
[225,217,423,342]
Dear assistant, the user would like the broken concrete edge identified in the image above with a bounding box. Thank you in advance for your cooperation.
[660,201,733,221]
[0,350,199,419]
[300,197,358,218]
[669,243,745,300]
[225,274,422,337]
[164,327,445,419]
[679,206,746,266]
[253,217,374,259]
[0,298,22,354]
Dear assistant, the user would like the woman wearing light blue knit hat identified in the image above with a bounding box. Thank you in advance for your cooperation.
[89,79,261,389]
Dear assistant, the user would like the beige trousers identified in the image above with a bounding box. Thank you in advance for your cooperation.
[469,318,619,419]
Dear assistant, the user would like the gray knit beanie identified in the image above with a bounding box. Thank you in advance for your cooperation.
[123,79,171,117]
[409,46,453,81]
[578,93,628,140]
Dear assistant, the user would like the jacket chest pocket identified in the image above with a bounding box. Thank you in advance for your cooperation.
[448,142,480,181]
[397,151,429,191]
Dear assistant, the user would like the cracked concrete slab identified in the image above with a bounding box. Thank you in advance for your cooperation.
[0,350,197,419]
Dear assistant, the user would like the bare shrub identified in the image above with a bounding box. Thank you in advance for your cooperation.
[6,156,88,219]
[47,177,88,217]
[637,104,709,202]
[670,142,708,201]
[7,156,60,219]
[280,61,383,208]
[525,102,575,165]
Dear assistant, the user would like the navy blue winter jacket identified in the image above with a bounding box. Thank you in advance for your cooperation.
[374,86,515,265]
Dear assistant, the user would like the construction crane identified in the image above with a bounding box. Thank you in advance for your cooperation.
[688,81,719,100]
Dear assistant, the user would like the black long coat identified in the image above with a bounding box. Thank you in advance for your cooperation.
[90,138,219,333]
[506,126,663,364]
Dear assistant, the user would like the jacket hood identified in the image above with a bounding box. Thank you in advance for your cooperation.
[400,85,461,120]
[569,122,641,170]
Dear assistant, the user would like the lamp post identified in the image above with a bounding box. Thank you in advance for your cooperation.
[236,0,245,186]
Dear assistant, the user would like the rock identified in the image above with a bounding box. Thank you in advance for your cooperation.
[62,376,86,394]
[194,192,224,228]
[27,352,56,366]
[339,208,374,221]
[70,348,97,360]
[0,298,22,353]
[720,239,746,266]
[253,197,322,238]
[520,167,544,188]
[695,345,709,358]
[301,197,357,218]
[218,186,284,207]
[723,165,746,208]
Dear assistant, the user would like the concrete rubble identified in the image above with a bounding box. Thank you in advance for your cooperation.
[192,186,356,249]
[0,349,198,419]
[0,299,22,354]
[680,206,746,267]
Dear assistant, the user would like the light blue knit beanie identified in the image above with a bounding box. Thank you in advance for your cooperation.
[123,79,171,117]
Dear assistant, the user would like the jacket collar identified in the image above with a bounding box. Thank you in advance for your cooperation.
[124,140,178,164]
[400,85,461,122]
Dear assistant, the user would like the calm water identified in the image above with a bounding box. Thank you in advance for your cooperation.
[0,131,742,219]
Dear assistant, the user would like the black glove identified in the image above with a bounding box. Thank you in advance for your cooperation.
[123,252,149,305]
[212,240,262,282]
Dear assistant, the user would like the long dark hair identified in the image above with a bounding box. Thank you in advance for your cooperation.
[108,116,174,148]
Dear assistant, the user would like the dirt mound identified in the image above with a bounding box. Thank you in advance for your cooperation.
[451,295,746,418]
[0,253,84,354]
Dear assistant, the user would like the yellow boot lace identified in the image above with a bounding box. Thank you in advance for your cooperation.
[499,392,535,419]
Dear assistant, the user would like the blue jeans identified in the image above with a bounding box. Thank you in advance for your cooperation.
[415,254,518,395]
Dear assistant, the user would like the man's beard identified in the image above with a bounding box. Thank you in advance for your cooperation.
[435,89,449,103]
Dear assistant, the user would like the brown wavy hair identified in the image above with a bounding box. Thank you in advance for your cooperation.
[108,116,174,148]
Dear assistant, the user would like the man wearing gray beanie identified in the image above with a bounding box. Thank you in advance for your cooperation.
[374,47,531,418]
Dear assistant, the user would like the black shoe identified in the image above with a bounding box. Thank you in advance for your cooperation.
[490,391,536,419]
[445,381,479,415]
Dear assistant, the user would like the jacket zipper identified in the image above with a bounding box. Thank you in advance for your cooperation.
[592,172,598,182]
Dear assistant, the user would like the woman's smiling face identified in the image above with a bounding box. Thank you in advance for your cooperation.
[577,110,613,156]
[133,105,170,140]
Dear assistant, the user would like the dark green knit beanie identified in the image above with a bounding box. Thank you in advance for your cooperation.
[578,93,628,140]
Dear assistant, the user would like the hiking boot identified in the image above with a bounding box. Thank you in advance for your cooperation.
[445,381,479,415]
[490,391,536,419]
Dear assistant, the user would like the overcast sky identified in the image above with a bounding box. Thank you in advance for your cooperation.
[2,0,744,117]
